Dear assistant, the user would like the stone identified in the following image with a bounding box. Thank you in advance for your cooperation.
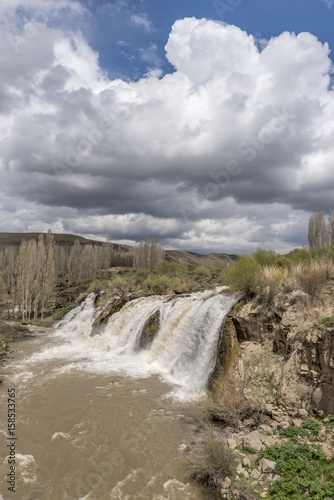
[243,470,249,479]
[270,421,279,431]
[298,408,308,419]
[220,489,231,499]
[251,469,261,479]
[242,431,262,452]
[222,477,232,489]
[259,458,276,474]
[292,418,303,427]
[259,424,272,434]
[243,457,251,467]
[239,492,258,500]
[265,403,274,414]
[227,438,238,450]
[272,475,281,482]
[277,421,290,430]
[317,429,326,442]
[236,463,244,474]
[323,418,329,423]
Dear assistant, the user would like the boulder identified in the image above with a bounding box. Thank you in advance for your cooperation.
[222,477,232,489]
[242,431,262,452]
[227,438,238,450]
[259,458,276,474]
[135,310,160,350]
[250,469,260,479]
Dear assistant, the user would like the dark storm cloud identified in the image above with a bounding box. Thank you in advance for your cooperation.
[1,12,334,252]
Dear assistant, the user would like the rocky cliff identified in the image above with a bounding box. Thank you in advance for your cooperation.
[222,288,334,414]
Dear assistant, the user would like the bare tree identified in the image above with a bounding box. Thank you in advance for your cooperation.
[329,209,334,245]
[134,236,165,269]
[308,210,329,251]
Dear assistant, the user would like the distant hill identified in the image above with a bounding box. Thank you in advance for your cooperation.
[0,233,236,267]
[0,232,130,252]
[165,250,236,267]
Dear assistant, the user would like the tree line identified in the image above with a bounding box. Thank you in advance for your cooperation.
[308,209,334,251]
[0,232,165,319]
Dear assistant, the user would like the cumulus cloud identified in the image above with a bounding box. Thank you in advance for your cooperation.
[1,11,334,253]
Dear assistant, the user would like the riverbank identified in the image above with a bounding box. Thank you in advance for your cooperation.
[190,279,334,498]
[0,321,37,365]
[186,400,334,499]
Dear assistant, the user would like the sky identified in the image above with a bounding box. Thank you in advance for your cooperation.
[1,0,334,254]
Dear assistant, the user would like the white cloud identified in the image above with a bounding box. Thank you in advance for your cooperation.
[130,13,155,32]
[1,14,334,252]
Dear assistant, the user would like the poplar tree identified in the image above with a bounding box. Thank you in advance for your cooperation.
[308,210,329,251]
[134,236,165,269]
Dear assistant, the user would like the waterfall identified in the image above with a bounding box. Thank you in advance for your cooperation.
[44,289,237,399]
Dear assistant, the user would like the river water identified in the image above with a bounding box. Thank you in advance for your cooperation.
[0,290,236,499]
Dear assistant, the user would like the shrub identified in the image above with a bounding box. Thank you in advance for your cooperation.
[260,442,334,498]
[302,418,322,437]
[225,256,261,300]
[279,425,308,441]
[257,277,279,305]
[156,260,188,277]
[110,276,139,299]
[276,256,291,269]
[287,247,312,265]
[193,265,211,279]
[186,427,237,486]
[320,316,334,325]
[297,269,327,304]
[252,248,279,267]
[144,275,170,294]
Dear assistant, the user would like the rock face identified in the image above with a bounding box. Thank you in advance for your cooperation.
[136,310,160,351]
[91,297,127,334]
[301,326,334,413]
[209,311,239,389]
[226,289,334,414]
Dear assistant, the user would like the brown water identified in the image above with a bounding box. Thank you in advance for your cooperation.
[0,336,213,500]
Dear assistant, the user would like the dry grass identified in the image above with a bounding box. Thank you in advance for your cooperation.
[185,426,237,487]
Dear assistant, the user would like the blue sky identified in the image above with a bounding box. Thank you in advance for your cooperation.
[82,0,334,81]
[1,0,334,253]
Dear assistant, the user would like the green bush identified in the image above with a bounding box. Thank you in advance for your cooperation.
[155,260,188,277]
[144,275,171,294]
[286,247,312,265]
[193,265,211,279]
[302,418,322,436]
[320,316,334,325]
[276,256,291,269]
[225,256,261,300]
[279,425,308,441]
[252,248,279,267]
[260,442,334,498]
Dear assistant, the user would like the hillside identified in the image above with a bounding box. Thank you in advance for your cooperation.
[164,249,236,267]
[0,232,236,267]
[0,232,131,252]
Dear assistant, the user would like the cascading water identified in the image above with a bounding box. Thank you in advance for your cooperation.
[49,289,237,398]
[0,288,237,500]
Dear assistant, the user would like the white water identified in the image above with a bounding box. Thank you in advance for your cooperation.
[0,288,237,499]
[37,289,237,399]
